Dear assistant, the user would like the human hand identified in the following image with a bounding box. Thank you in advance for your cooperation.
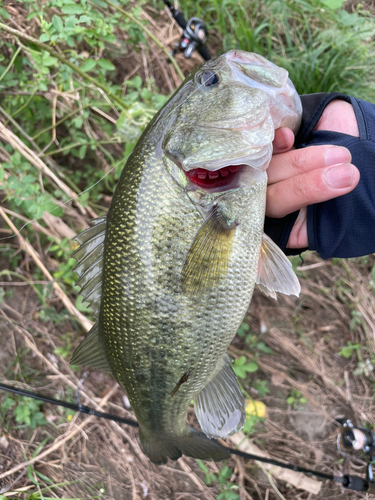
[267,100,360,248]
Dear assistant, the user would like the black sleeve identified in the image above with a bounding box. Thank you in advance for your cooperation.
[264,93,375,259]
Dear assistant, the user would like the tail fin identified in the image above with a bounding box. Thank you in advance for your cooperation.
[139,427,230,464]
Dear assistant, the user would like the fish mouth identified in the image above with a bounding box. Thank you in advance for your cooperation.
[184,165,244,190]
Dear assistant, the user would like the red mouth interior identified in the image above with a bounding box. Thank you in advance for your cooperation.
[185,165,242,189]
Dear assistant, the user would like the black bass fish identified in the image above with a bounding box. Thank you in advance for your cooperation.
[71,50,302,464]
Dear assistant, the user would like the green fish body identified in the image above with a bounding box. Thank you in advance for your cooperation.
[71,50,302,464]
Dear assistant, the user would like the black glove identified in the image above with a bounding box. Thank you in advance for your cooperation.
[265,93,375,259]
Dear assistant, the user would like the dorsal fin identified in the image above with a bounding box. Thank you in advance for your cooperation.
[72,216,106,316]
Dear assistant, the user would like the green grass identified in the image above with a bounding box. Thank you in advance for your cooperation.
[180,0,375,100]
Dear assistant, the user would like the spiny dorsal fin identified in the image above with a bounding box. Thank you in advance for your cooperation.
[256,233,300,299]
[194,354,245,439]
[71,216,106,315]
[181,206,237,293]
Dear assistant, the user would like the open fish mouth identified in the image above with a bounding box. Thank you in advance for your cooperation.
[184,165,244,189]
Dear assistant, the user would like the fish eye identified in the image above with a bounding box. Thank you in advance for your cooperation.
[200,70,219,87]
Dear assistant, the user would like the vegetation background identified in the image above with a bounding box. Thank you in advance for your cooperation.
[1,0,375,499]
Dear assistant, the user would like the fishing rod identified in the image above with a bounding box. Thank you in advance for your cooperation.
[162,0,211,61]
[1,382,374,493]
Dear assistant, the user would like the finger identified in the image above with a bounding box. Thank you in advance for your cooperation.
[315,100,359,137]
[286,208,308,249]
[267,145,352,185]
[272,127,295,154]
[266,163,360,218]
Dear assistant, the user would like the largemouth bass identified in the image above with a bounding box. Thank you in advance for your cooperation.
[71,50,302,464]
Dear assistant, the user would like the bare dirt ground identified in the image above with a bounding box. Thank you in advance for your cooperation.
[1,4,375,500]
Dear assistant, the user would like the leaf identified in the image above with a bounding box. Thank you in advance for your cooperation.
[97,59,115,71]
[220,466,232,479]
[223,491,240,500]
[320,0,345,9]
[127,75,142,89]
[52,15,64,32]
[244,361,258,373]
[74,116,83,128]
[196,459,208,473]
[78,144,87,159]
[80,59,96,72]
[103,33,117,43]
[27,11,39,19]
[78,14,92,23]
[0,7,10,19]
[235,356,246,366]
[61,4,85,14]
[39,33,50,42]
[43,56,58,67]
[39,81,48,92]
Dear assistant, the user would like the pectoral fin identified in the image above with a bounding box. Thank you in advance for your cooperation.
[256,233,300,299]
[181,206,237,293]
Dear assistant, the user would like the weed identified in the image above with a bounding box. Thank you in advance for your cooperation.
[196,461,240,499]
[252,379,270,398]
[237,322,273,354]
[1,394,47,429]
[286,389,307,409]
[338,342,375,378]
[232,355,258,379]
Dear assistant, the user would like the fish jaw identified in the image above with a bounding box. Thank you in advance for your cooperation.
[162,50,301,192]
[164,153,268,195]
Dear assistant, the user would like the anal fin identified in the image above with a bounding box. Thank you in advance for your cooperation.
[194,355,245,439]
[256,233,300,299]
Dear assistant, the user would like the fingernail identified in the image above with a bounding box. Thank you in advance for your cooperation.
[325,164,353,189]
[325,147,351,166]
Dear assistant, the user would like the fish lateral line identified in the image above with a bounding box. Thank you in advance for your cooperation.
[170,370,191,397]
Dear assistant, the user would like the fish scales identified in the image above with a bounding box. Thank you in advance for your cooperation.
[71,50,302,463]
[103,145,262,429]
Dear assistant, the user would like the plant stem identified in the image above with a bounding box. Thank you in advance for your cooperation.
[32,103,92,140]
[100,0,185,81]
[8,87,39,121]
[0,46,21,84]
[40,139,123,157]
[0,270,45,303]
[0,23,128,111]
